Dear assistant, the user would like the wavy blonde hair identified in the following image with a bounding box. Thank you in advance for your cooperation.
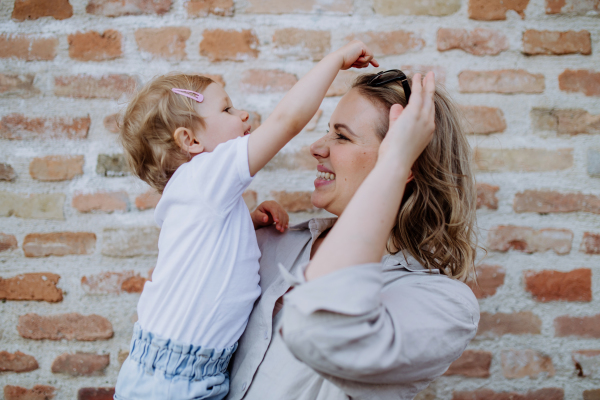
[352,73,477,281]
[120,74,214,193]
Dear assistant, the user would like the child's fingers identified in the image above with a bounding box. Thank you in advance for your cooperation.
[370,58,379,68]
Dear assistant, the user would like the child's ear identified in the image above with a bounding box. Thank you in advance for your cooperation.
[173,127,204,154]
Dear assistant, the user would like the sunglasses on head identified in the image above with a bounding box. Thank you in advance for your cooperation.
[367,69,411,102]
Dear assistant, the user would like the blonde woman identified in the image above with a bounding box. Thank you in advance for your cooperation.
[226,71,479,400]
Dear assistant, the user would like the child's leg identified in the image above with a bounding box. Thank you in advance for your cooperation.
[114,323,236,400]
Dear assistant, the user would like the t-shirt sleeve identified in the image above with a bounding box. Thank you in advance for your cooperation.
[191,135,253,212]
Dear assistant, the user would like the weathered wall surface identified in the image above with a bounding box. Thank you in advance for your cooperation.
[1,0,599,398]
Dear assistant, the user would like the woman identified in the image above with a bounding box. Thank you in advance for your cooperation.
[226,70,479,400]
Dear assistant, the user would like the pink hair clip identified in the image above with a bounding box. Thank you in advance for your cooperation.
[171,88,204,103]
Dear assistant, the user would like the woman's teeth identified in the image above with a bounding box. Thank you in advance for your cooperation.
[316,171,336,181]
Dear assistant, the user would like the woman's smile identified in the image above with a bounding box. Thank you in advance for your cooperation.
[315,165,336,187]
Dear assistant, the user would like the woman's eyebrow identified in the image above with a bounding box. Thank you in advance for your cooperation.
[333,123,357,137]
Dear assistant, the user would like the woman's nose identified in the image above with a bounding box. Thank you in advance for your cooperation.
[310,136,329,159]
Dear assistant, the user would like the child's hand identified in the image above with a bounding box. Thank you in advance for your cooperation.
[334,40,379,71]
[251,201,289,232]
[378,72,436,168]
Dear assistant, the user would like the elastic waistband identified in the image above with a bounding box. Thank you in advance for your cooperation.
[128,322,237,379]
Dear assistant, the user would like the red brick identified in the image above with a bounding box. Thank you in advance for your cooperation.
[4,385,55,400]
[452,388,564,400]
[54,74,136,99]
[265,146,317,171]
[476,183,499,210]
[531,108,600,135]
[555,314,600,338]
[23,232,96,257]
[273,28,330,61]
[103,113,120,133]
[438,28,508,56]
[374,0,460,15]
[0,34,57,61]
[525,269,591,302]
[0,192,65,220]
[514,190,600,214]
[12,0,72,20]
[523,30,591,55]
[477,311,542,337]
[581,232,600,254]
[86,0,171,16]
[73,191,128,213]
[0,163,16,181]
[77,388,115,400]
[346,31,424,56]
[135,189,161,210]
[488,225,573,255]
[200,29,259,62]
[18,313,113,341]
[0,114,90,140]
[467,264,505,299]
[0,233,18,252]
[468,0,529,20]
[81,271,146,294]
[51,352,109,376]
[584,389,600,400]
[240,69,297,93]
[474,148,573,172]
[501,349,555,378]
[462,106,506,135]
[243,190,257,210]
[559,69,600,97]
[326,70,359,97]
[0,351,38,372]
[135,27,190,61]
[68,30,122,61]
[573,350,600,378]
[546,0,599,14]
[0,273,63,302]
[29,155,84,181]
[459,70,544,94]
[271,191,314,212]
[443,350,491,377]
[186,0,234,16]
[400,65,447,85]
[245,0,353,14]
[0,73,39,97]
[101,227,159,257]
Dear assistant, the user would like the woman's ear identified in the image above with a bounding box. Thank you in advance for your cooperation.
[406,170,414,184]
[173,127,204,155]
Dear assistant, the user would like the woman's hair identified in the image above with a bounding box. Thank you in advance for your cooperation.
[119,74,214,193]
[352,72,477,281]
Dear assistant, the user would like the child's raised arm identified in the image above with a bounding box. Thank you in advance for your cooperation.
[247,40,378,176]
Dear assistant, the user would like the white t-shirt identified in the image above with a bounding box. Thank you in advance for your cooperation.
[137,135,261,349]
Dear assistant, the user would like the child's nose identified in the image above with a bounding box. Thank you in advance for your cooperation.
[240,111,249,122]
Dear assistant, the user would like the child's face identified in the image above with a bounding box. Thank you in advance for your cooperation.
[193,83,251,152]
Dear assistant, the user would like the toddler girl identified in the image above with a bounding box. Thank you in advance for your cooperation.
[114,40,378,400]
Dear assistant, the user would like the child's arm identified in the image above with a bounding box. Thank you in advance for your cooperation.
[251,201,289,232]
[305,73,436,281]
[247,40,378,176]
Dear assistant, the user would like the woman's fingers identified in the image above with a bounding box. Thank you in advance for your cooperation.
[422,72,436,118]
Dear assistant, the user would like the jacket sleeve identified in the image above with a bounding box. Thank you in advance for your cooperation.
[280,263,480,384]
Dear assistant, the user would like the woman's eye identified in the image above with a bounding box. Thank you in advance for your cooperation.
[335,132,349,141]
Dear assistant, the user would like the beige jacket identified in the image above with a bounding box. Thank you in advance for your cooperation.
[227,218,479,400]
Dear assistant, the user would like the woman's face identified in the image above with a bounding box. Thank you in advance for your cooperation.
[310,88,384,216]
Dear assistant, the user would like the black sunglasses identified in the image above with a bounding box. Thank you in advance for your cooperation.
[367,69,411,102]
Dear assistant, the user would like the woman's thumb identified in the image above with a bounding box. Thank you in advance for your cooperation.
[389,104,404,126]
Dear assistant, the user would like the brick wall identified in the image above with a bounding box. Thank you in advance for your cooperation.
[1,0,599,398]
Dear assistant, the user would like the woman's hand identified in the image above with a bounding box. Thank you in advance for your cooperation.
[333,40,379,70]
[251,201,289,232]
[378,72,436,169]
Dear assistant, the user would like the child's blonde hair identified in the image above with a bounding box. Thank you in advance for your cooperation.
[120,74,215,193]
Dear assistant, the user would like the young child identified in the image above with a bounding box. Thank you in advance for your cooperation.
[114,40,378,400]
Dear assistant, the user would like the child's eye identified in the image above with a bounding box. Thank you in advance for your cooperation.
[224,107,231,113]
